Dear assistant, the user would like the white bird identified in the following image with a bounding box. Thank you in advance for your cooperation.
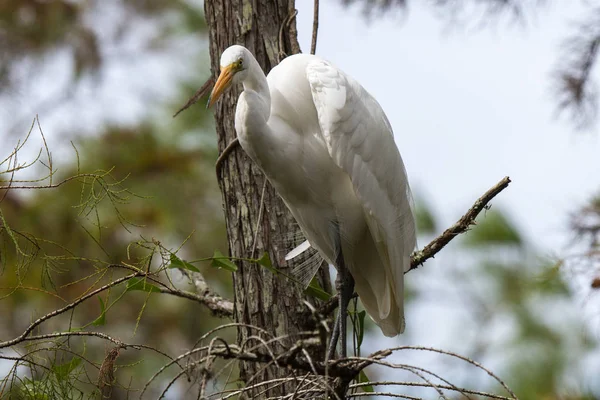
[208,45,416,357]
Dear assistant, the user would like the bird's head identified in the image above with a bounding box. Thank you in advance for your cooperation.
[207,45,249,108]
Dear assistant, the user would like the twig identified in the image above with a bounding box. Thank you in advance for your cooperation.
[311,0,319,55]
[8,331,132,348]
[173,76,215,118]
[382,345,518,399]
[156,337,515,400]
[0,173,114,190]
[408,176,511,271]
[349,382,512,400]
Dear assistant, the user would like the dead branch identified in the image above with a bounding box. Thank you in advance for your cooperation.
[409,176,511,270]
[149,329,518,400]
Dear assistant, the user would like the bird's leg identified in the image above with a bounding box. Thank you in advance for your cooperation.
[326,224,355,360]
[338,258,355,359]
[327,278,341,361]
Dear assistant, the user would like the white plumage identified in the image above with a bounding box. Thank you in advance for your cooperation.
[209,45,416,338]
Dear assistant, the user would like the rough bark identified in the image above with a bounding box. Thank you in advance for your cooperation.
[204,1,331,398]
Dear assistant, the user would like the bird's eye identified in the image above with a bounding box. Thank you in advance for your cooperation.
[237,59,243,68]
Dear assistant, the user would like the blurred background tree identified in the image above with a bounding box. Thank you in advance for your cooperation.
[1,0,599,399]
[1,0,231,398]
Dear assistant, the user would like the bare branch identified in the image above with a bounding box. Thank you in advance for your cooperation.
[371,345,517,399]
[151,332,516,400]
[409,176,511,270]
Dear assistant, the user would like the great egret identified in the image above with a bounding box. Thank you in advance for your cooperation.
[208,45,416,358]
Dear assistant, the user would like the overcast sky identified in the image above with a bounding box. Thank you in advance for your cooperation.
[296,1,600,257]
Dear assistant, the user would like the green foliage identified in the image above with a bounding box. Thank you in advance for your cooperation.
[126,277,161,293]
[169,253,200,272]
[91,297,106,326]
[9,352,88,400]
[52,358,82,381]
[356,310,367,348]
[304,277,332,301]
[414,197,438,234]
[463,208,523,248]
[357,370,374,393]
[211,249,239,272]
[256,252,276,274]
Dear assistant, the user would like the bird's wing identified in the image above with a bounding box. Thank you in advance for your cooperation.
[306,60,416,332]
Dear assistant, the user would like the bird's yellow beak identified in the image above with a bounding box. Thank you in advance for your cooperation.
[207,64,236,108]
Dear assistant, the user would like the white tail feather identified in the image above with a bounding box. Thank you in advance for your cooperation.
[285,240,311,261]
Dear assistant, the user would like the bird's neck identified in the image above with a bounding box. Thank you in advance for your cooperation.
[242,59,271,122]
[235,59,274,169]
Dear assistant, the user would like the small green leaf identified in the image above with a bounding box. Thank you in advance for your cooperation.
[53,357,82,380]
[92,296,106,326]
[168,253,200,272]
[256,252,278,274]
[211,250,238,272]
[356,310,366,348]
[357,370,374,392]
[126,278,161,293]
[304,278,332,301]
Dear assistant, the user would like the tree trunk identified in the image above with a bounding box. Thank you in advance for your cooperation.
[204,1,331,398]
